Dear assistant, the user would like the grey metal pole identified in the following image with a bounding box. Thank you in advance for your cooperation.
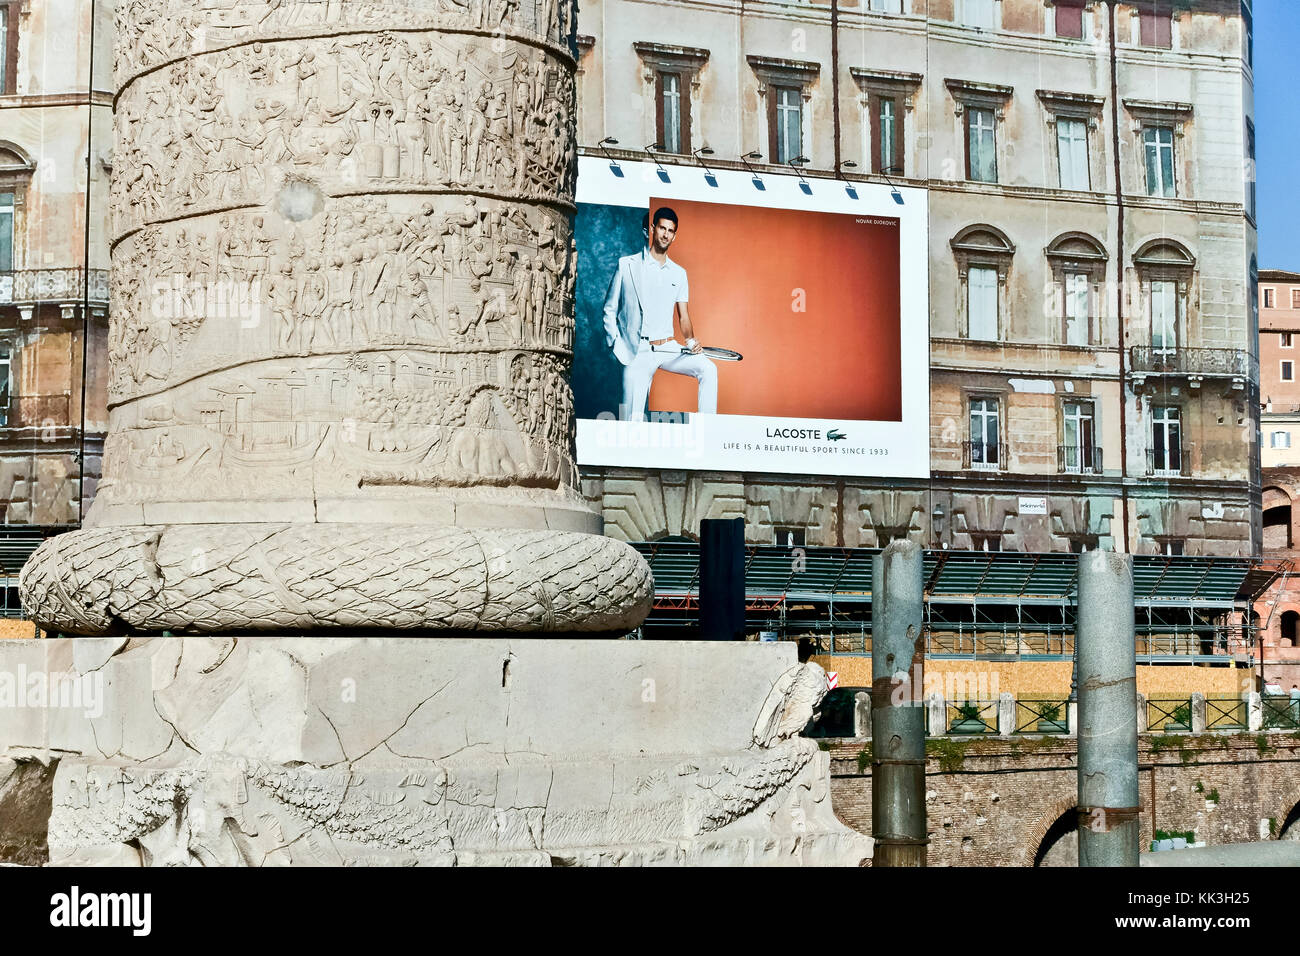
[871,539,927,867]
[1076,549,1140,867]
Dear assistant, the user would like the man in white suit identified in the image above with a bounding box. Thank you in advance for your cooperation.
[602,207,717,421]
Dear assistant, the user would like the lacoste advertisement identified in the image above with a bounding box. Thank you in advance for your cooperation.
[572,155,930,478]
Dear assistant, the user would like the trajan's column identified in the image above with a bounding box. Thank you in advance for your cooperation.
[20,0,652,634]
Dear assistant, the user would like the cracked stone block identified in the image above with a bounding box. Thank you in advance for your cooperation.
[3,637,872,866]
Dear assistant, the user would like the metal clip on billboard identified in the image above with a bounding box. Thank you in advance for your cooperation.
[573,156,930,479]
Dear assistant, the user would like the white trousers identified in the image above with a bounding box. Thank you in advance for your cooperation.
[621,343,717,421]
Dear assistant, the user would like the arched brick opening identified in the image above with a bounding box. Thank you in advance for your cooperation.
[1263,486,1295,551]
[1275,786,1300,841]
[1020,795,1078,866]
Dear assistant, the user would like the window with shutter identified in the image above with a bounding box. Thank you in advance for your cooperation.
[963,0,996,29]
[1139,2,1172,48]
[1063,272,1090,346]
[967,107,997,182]
[0,191,12,273]
[1054,1,1085,39]
[1143,126,1176,197]
[658,72,686,154]
[1150,280,1178,353]
[1056,118,1090,189]
[968,267,998,340]
[0,5,14,96]
[969,398,1000,468]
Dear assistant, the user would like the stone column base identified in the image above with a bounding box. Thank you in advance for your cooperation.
[20,524,652,635]
[0,638,872,867]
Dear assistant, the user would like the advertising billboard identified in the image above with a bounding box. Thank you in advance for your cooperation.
[573,155,929,478]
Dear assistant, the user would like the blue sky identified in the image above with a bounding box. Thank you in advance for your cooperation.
[1257,0,1297,269]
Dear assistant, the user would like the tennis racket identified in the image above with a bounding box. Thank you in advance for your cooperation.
[653,342,743,361]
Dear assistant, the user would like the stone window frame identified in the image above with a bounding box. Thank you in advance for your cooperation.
[1124,98,1194,199]
[1045,230,1108,346]
[1037,90,1105,193]
[946,79,1013,185]
[0,139,35,273]
[951,223,1015,341]
[1132,237,1197,353]
[747,55,821,166]
[850,68,922,176]
[633,42,710,158]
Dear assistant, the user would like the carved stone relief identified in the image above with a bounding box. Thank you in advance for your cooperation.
[20,0,652,633]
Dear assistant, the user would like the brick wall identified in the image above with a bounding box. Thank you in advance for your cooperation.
[827,732,1300,866]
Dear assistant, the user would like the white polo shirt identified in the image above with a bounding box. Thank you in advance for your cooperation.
[635,248,688,341]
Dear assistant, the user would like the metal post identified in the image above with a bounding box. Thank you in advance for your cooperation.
[871,540,927,867]
[1076,550,1140,867]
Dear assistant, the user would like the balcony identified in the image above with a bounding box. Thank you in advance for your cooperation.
[1057,444,1103,475]
[1129,346,1251,390]
[1146,447,1188,478]
[962,440,1002,471]
[0,268,110,308]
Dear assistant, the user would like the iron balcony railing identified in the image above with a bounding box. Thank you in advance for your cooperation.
[1129,346,1251,379]
[1146,447,1188,477]
[1058,444,1103,475]
[962,440,1001,471]
[0,268,109,307]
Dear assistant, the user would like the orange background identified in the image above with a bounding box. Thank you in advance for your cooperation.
[647,198,902,420]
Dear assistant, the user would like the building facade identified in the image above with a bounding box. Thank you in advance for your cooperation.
[574,0,1261,557]
[1255,275,1300,687]
[0,0,110,553]
[1259,269,1300,468]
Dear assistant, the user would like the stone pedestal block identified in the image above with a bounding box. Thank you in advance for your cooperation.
[0,638,872,866]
